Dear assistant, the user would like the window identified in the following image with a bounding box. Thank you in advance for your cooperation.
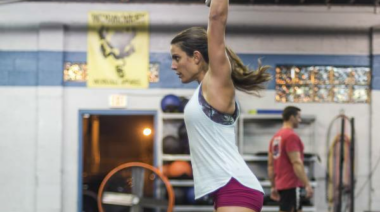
[275,66,371,103]
[63,62,160,83]
[63,62,88,82]
[149,63,160,83]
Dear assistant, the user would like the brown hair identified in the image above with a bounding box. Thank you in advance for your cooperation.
[171,27,271,95]
[282,106,301,121]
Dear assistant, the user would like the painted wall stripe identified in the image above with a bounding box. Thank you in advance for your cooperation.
[0,51,377,90]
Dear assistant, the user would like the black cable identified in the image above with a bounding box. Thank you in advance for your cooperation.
[337,117,345,212]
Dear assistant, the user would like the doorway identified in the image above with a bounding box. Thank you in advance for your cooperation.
[78,110,157,212]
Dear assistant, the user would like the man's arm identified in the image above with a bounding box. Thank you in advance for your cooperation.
[268,151,275,187]
[268,152,280,201]
[288,151,314,198]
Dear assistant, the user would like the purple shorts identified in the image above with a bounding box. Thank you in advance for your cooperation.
[212,178,264,212]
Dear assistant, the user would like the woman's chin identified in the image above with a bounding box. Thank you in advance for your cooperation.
[181,78,190,83]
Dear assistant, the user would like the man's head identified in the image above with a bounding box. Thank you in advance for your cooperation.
[282,106,301,128]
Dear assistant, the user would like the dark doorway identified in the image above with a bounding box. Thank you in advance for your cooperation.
[80,111,156,212]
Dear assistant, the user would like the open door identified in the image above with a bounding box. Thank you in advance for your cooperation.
[79,111,156,212]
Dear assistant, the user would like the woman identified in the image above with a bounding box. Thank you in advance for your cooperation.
[170,0,271,211]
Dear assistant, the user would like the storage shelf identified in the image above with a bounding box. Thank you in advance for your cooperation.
[260,180,318,187]
[242,155,268,162]
[162,154,191,161]
[161,113,317,212]
[169,180,194,186]
[164,154,317,162]
[240,114,316,123]
[169,179,317,187]
[174,206,316,212]
[162,113,315,121]
[243,154,318,162]
[162,113,184,119]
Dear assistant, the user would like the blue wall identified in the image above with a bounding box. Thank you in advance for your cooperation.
[0,50,376,90]
[372,55,380,90]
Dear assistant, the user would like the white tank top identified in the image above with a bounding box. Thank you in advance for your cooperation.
[184,84,264,199]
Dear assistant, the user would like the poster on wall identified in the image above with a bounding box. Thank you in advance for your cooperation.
[87,11,149,88]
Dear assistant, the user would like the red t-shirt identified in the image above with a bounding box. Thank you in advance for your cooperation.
[269,128,304,190]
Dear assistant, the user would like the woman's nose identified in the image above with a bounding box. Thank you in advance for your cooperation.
[171,62,177,70]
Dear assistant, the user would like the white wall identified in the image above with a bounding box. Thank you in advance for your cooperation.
[0,88,38,212]
[371,90,380,211]
[369,29,380,211]
[1,2,379,212]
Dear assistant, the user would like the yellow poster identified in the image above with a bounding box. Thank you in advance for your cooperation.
[87,11,149,88]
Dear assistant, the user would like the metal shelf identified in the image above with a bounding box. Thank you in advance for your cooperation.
[163,154,316,162]
[162,113,184,120]
[162,154,191,161]
[240,114,316,123]
[169,180,318,187]
[169,179,317,187]
[260,180,318,187]
[162,113,315,121]
[174,206,316,212]
[243,154,319,162]
[169,180,194,186]
[242,155,268,162]
[160,113,317,212]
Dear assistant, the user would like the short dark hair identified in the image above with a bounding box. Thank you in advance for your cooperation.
[282,106,301,121]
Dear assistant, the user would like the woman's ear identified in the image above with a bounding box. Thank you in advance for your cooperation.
[193,51,202,64]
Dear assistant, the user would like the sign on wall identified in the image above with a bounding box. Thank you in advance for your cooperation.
[87,11,149,88]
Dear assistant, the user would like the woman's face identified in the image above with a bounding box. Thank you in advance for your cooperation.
[170,44,201,83]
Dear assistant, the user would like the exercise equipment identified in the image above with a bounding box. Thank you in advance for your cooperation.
[178,122,187,139]
[163,136,182,154]
[168,161,192,179]
[195,194,214,205]
[173,187,187,205]
[161,164,170,177]
[97,162,174,212]
[185,187,196,205]
[184,187,213,205]
[83,190,99,212]
[161,94,182,113]
[179,96,189,111]
[325,113,355,212]
[178,122,190,154]
[179,137,190,154]
[327,134,352,212]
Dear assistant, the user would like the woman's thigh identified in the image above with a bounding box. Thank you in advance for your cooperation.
[217,206,257,212]
[213,178,263,212]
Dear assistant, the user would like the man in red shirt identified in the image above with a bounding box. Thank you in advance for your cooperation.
[268,106,313,212]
